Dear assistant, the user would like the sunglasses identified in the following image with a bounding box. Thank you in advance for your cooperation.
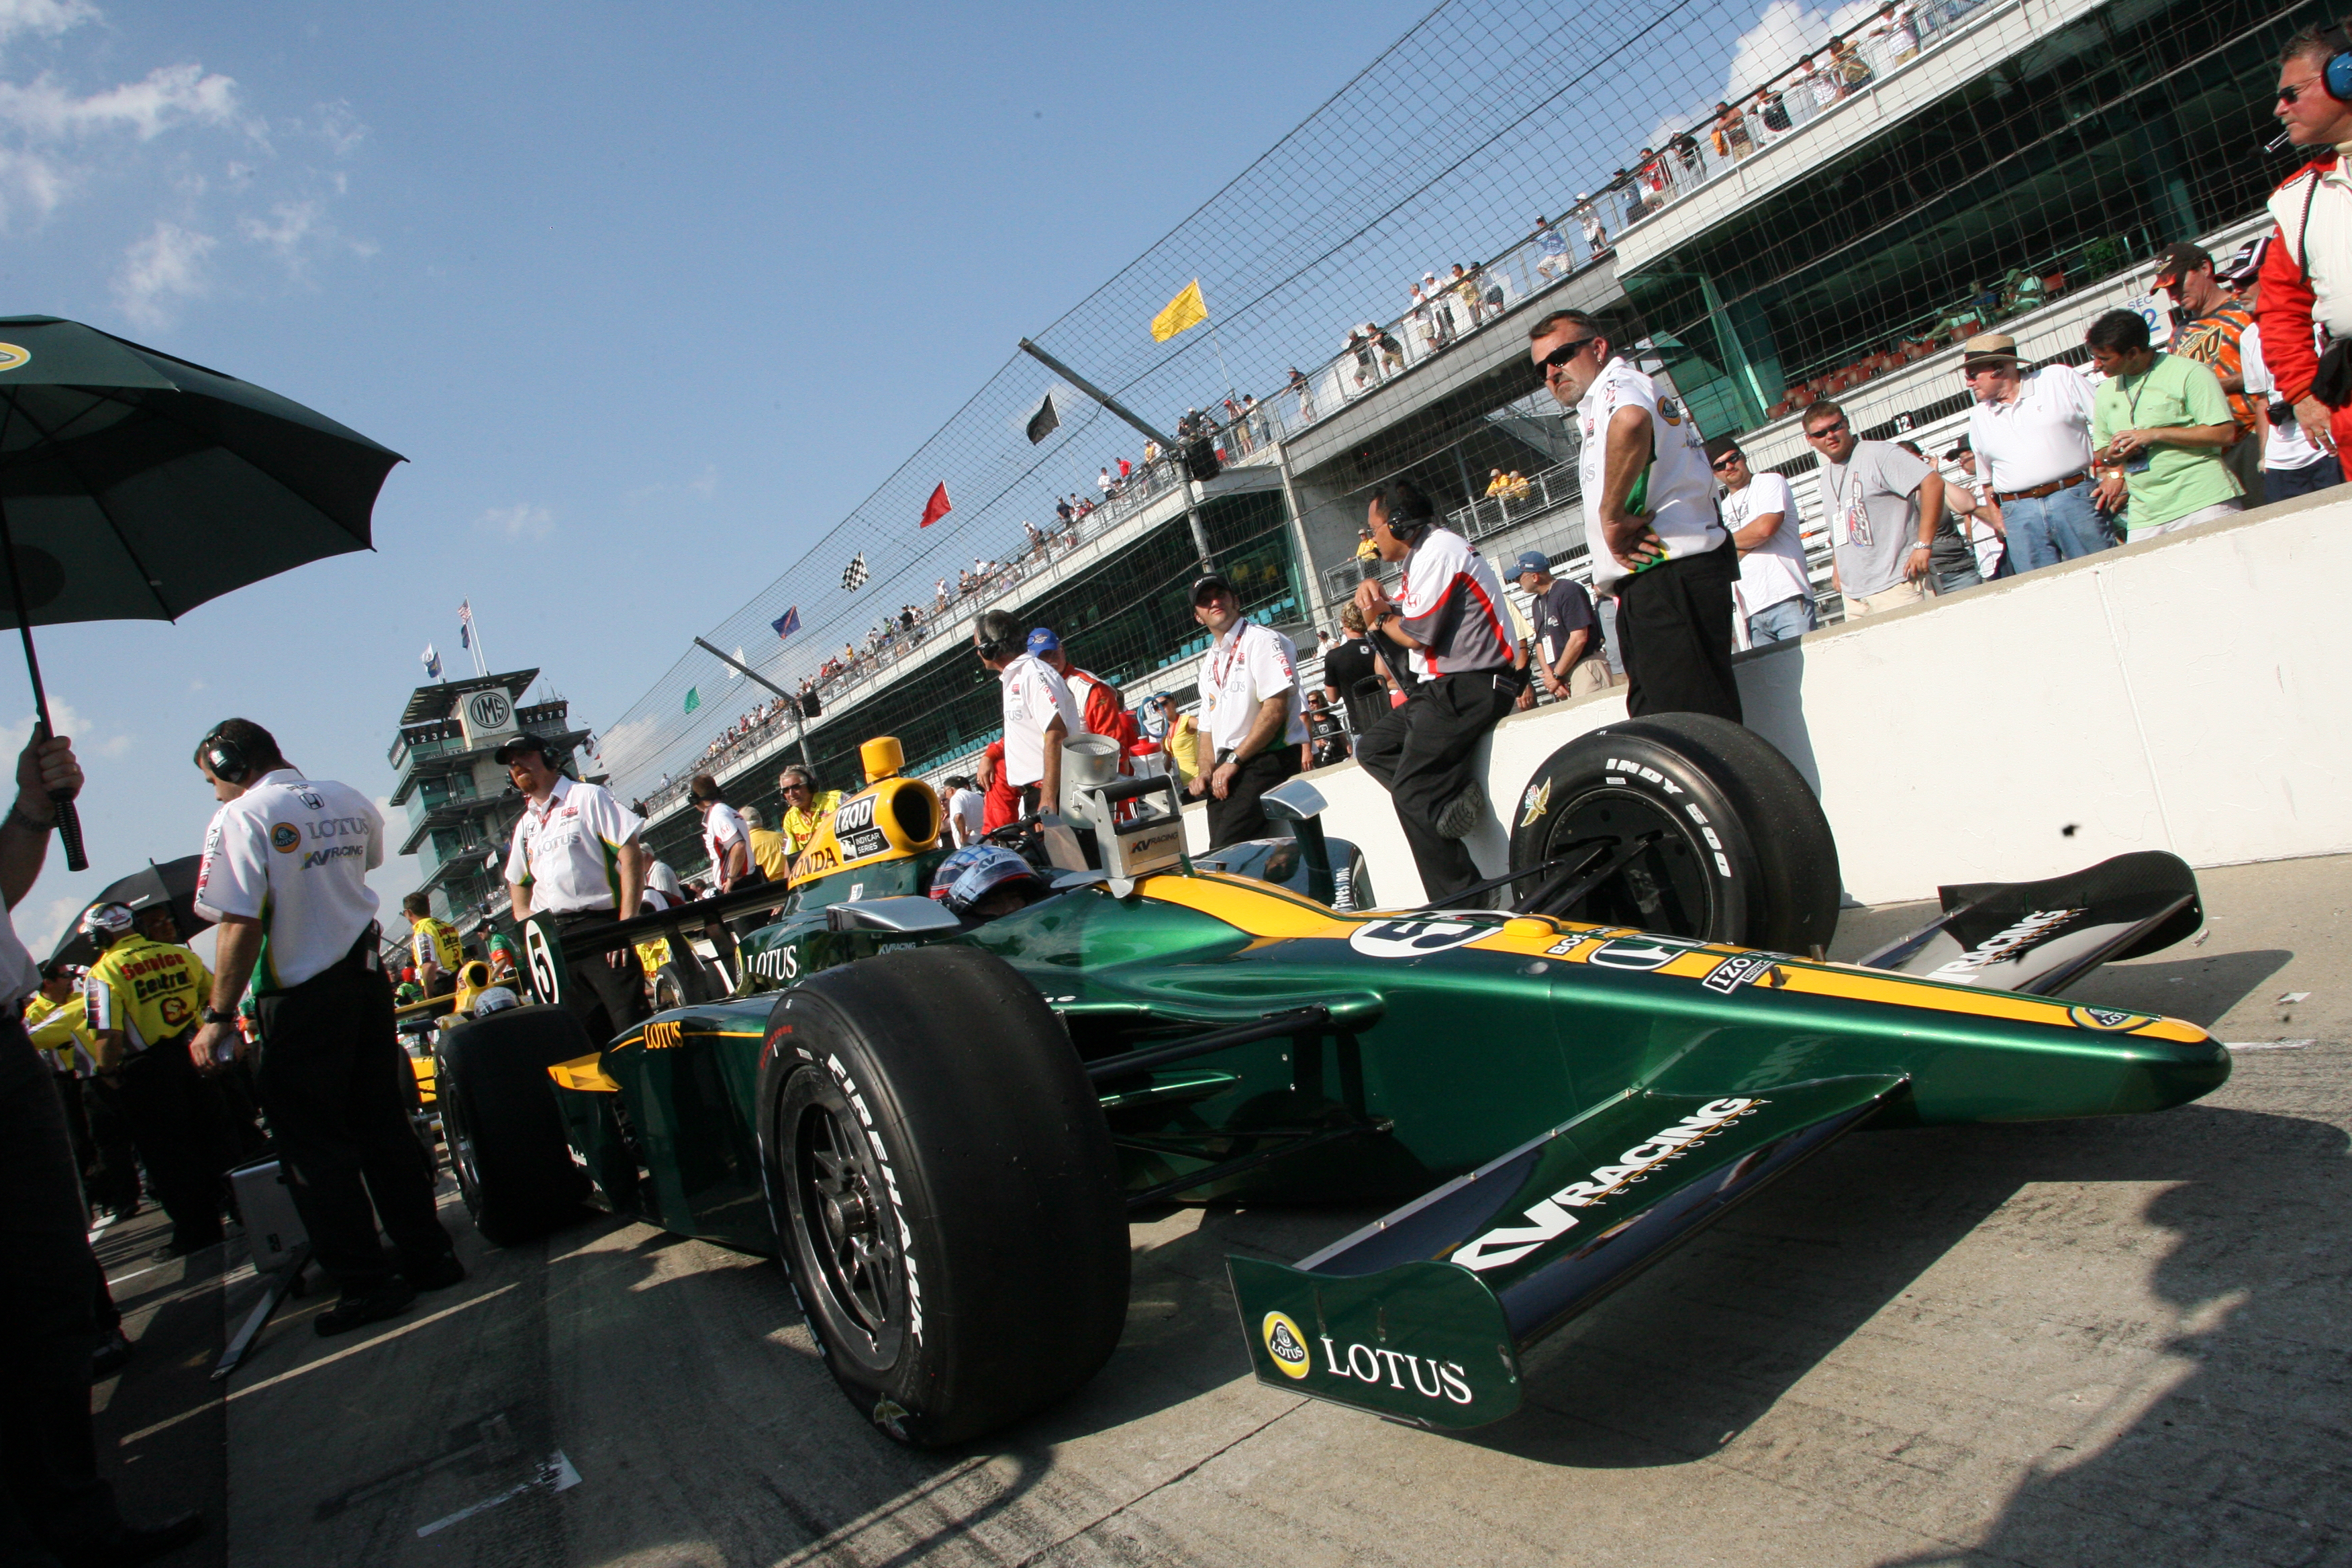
[1962,362,2011,379]
[783,781,811,793]
[1803,420,1851,440]
[1710,453,1743,471]
[2279,77,2322,105]
[1537,336,1601,371]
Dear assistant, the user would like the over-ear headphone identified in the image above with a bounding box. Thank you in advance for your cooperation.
[2322,25,2352,101]
[199,726,251,785]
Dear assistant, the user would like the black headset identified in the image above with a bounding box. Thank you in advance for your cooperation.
[198,726,252,785]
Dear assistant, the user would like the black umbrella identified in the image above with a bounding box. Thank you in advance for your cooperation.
[46,853,209,971]
[0,316,403,869]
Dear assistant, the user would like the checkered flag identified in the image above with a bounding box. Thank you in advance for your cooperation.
[841,551,869,591]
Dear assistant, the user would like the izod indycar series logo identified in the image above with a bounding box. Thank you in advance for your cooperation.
[831,795,887,862]
[1926,908,2085,984]
[1451,1097,1767,1271]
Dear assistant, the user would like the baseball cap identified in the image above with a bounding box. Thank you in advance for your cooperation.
[2151,242,2211,287]
[493,734,556,765]
[2220,236,2269,289]
[1189,572,1235,606]
[1512,550,1552,577]
[1025,626,1061,654]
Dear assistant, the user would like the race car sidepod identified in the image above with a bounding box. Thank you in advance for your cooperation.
[1228,1075,1910,1429]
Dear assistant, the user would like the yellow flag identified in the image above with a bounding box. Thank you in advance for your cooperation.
[1150,279,1208,343]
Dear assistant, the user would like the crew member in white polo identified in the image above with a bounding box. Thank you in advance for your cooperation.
[1955,332,2110,573]
[689,773,756,890]
[1188,571,1308,849]
[499,733,649,1040]
[1704,436,1816,644]
[187,717,458,1336]
[1530,307,1738,720]
[973,607,1082,817]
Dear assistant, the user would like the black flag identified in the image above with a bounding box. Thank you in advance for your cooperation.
[1026,392,1060,445]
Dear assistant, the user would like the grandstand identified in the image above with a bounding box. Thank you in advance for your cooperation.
[599,0,2323,885]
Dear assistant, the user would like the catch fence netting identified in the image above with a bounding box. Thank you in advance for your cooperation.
[597,0,1981,799]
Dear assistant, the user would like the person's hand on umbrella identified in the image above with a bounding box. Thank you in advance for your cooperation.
[13,732,79,821]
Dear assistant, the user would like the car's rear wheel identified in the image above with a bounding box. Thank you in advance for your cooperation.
[434,1006,594,1246]
[1505,714,1840,954]
[760,946,1128,1447]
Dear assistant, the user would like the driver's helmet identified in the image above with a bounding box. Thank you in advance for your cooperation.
[78,902,136,944]
[928,844,1047,917]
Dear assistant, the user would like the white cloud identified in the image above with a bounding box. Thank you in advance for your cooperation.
[311,99,364,156]
[20,892,84,962]
[481,502,555,540]
[0,0,99,56]
[688,464,718,499]
[112,217,213,325]
[0,61,240,142]
[0,699,132,773]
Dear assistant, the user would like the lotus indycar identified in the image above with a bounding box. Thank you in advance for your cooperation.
[435,720,2228,1447]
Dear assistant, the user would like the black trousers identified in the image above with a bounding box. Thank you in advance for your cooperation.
[0,1018,123,1561]
[550,911,650,1043]
[1614,544,1743,723]
[1204,748,1302,850]
[110,1040,232,1252]
[1355,669,1520,905]
[254,942,451,1287]
[77,1077,142,1216]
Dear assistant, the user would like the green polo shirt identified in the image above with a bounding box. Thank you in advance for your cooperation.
[2090,352,2242,533]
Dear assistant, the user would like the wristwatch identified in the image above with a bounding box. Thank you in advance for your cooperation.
[201,1006,235,1026]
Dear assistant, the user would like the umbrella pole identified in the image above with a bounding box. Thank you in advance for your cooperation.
[0,491,87,872]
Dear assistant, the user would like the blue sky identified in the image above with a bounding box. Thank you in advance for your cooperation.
[0,0,1446,953]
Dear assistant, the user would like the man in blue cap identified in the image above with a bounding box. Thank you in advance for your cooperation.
[1511,550,1610,705]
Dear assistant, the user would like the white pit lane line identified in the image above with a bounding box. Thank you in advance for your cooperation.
[415,1451,580,1538]
[2224,1040,2317,1051]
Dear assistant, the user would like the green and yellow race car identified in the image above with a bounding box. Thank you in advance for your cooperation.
[435,719,2225,1447]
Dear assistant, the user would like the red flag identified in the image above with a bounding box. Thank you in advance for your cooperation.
[920,482,952,528]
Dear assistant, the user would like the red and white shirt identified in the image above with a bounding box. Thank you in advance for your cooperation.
[1392,526,1512,678]
[700,801,750,886]
[998,653,1082,788]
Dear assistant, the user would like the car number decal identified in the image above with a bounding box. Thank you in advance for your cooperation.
[1349,918,1489,959]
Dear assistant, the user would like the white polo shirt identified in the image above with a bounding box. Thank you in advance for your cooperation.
[1197,619,1308,756]
[504,775,645,916]
[700,801,749,883]
[998,652,1082,788]
[193,769,385,991]
[1965,364,2097,493]
[1723,471,1810,614]
[1576,356,1724,591]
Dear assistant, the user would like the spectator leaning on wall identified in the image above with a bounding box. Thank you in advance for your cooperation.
[1957,332,2110,572]
[1804,399,1942,618]
[2085,308,2243,538]
[2257,22,2352,464]
[2156,241,2262,497]
[1705,436,1816,644]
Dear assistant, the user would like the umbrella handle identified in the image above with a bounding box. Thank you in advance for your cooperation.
[51,795,85,873]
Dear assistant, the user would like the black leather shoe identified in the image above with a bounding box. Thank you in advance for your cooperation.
[67,1509,206,1567]
[314,1279,415,1336]
[91,1330,135,1378]
[402,1253,467,1291]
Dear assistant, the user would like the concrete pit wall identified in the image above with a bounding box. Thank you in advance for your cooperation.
[1183,489,2352,908]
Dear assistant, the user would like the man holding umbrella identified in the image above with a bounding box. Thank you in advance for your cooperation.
[187,718,460,1335]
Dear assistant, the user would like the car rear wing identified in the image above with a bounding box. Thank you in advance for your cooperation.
[1853,850,2202,996]
[1226,1075,1908,1430]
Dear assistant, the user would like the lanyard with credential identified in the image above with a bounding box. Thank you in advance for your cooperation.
[1210,620,1253,697]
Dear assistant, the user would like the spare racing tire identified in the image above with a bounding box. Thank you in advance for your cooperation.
[1504,713,1840,955]
[759,945,1128,1447]
[434,1005,594,1247]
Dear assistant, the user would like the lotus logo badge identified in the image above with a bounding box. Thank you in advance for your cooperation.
[1261,1312,1312,1379]
[0,344,26,373]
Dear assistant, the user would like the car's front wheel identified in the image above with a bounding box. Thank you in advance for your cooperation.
[434,1006,594,1246]
[759,946,1128,1447]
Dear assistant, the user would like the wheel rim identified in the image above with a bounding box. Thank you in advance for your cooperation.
[442,1063,484,1210]
[784,1071,905,1365]
[1532,787,1723,936]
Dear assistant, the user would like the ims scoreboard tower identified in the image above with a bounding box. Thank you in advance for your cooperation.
[387,669,593,937]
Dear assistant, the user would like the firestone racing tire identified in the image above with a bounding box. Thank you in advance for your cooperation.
[1505,712,1841,956]
[758,945,1129,1448]
[434,1005,594,1247]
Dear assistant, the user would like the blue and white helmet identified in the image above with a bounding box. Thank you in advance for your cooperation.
[77,902,136,943]
[927,844,1046,917]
